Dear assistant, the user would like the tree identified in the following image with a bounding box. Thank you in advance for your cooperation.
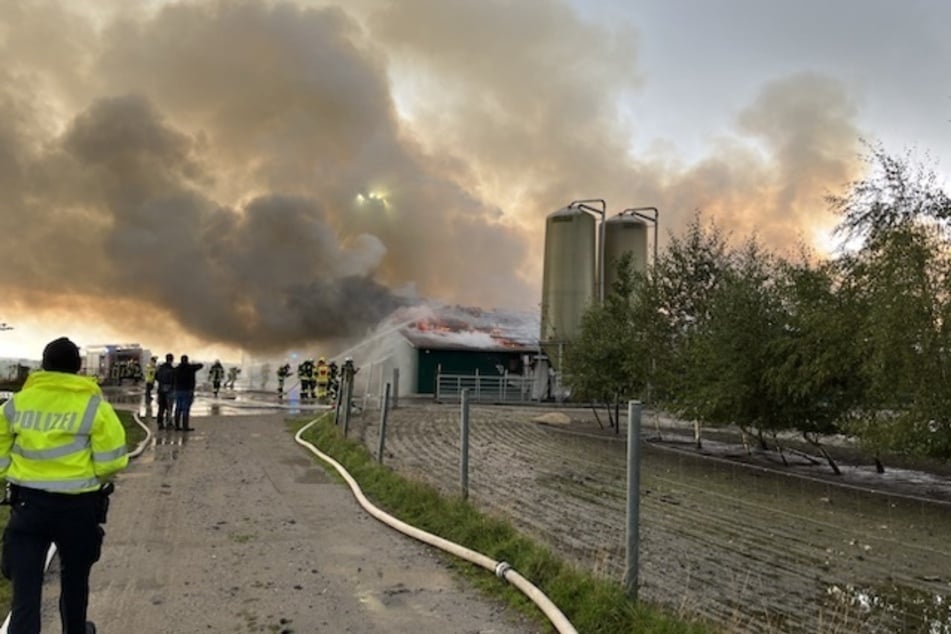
[562,253,650,432]
[764,256,866,473]
[649,213,732,447]
[676,238,785,449]
[830,143,951,464]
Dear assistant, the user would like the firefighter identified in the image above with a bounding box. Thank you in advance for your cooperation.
[297,360,314,400]
[342,357,358,383]
[226,367,240,391]
[276,363,291,399]
[0,337,129,634]
[144,356,157,403]
[340,357,359,411]
[209,360,225,398]
[129,359,142,385]
[315,357,330,402]
[327,360,339,403]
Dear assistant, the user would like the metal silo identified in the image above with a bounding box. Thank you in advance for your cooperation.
[540,206,597,366]
[603,212,649,295]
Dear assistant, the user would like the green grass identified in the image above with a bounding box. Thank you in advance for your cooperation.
[293,414,719,634]
[117,409,147,448]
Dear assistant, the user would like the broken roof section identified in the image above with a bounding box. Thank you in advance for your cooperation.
[380,303,540,352]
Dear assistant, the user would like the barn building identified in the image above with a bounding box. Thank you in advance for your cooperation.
[340,303,544,400]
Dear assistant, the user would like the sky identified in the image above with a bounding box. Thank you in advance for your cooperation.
[1,0,949,362]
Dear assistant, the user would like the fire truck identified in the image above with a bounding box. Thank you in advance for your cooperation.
[83,344,151,385]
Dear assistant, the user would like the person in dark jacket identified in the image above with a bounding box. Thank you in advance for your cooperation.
[172,355,203,432]
[154,354,176,430]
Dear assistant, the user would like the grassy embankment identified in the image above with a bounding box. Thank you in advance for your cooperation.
[295,413,718,634]
[0,408,144,614]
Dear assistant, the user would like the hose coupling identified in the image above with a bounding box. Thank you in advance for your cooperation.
[495,561,512,579]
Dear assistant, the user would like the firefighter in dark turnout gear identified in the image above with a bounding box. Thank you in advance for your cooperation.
[327,361,339,403]
[209,361,225,398]
[276,364,291,399]
[297,360,315,399]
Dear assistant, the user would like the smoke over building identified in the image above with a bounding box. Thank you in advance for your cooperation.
[0,1,864,354]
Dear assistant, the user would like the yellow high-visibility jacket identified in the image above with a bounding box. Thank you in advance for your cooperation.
[0,371,129,494]
[145,361,157,383]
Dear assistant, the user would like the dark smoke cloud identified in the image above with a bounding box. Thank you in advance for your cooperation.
[0,0,865,355]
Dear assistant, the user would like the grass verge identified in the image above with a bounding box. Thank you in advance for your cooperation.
[117,409,147,448]
[294,413,718,634]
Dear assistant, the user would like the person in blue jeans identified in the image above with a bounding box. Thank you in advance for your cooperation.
[172,355,203,431]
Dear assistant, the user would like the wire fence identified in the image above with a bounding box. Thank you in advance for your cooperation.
[435,372,535,404]
[353,401,951,634]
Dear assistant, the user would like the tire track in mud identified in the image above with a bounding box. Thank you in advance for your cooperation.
[355,404,951,633]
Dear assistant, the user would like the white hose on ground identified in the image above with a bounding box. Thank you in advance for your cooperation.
[0,411,152,633]
[294,416,579,634]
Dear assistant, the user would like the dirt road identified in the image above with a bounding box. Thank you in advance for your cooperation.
[37,413,540,633]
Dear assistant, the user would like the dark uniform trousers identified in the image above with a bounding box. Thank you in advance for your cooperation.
[1,486,104,634]
[156,387,173,427]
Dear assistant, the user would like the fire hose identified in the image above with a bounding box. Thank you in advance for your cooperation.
[294,415,579,634]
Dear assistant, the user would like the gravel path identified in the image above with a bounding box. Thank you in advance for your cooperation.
[38,413,540,633]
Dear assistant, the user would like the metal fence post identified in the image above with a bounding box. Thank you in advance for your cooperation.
[343,372,354,437]
[624,400,643,599]
[392,367,400,409]
[333,375,345,426]
[460,388,470,500]
[377,382,391,463]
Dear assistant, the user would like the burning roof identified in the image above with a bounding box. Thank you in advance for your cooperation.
[381,304,540,352]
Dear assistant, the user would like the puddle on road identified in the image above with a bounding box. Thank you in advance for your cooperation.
[825,582,951,633]
[153,432,189,446]
[106,386,331,421]
[131,396,286,418]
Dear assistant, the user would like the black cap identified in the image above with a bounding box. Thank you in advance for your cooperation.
[42,337,82,374]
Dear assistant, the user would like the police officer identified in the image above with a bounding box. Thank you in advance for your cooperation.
[0,337,129,634]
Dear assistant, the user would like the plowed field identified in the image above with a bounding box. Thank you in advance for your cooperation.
[350,401,951,634]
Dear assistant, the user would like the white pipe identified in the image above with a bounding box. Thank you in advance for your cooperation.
[294,416,578,634]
